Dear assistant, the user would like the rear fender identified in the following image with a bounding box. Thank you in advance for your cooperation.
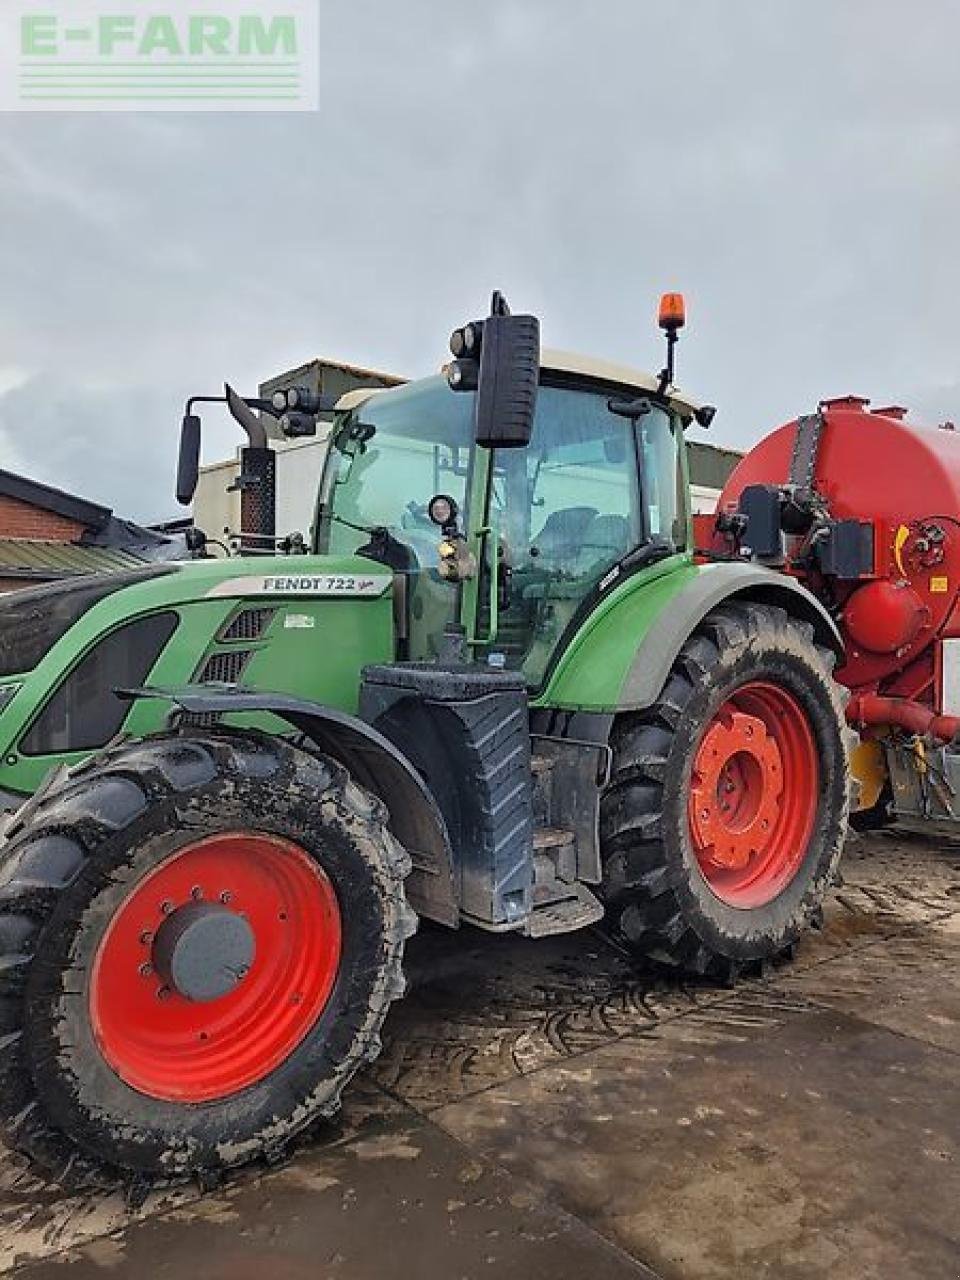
[120,685,458,926]
[620,563,845,710]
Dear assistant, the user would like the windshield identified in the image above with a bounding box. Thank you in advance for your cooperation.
[315,376,473,659]
[317,376,474,555]
[315,375,685,680]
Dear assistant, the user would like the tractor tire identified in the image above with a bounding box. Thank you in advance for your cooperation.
[600,601,850,979]
[0,729,415,1191]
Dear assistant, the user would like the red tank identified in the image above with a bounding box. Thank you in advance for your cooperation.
[714,397,960,727]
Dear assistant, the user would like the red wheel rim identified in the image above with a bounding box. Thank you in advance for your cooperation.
[687,681,819,908]
[89,833,341,1103]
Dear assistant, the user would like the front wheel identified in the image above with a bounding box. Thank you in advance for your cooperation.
[600,601,850,978]
[0,730,415,1189]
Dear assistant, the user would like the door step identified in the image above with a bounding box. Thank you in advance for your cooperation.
[526,825,604,937]
[527,882,605,937]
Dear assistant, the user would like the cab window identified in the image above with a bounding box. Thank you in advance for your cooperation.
[489,386,682,686]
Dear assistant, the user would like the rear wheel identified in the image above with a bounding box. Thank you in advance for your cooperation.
[0,729,415,1189]
[600,601,849,977]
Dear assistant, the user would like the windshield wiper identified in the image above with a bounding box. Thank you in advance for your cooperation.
[615,537,676,574]
[330,512,378,536]
[327,513,416,573]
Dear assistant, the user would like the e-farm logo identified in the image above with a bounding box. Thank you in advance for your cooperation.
[0,2,319,111]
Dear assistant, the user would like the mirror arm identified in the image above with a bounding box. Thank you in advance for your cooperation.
[186,393,277,413]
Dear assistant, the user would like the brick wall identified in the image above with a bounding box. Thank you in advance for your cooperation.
[0,495,85,542]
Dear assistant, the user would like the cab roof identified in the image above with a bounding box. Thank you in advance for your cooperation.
[540,349,700,414]
[334,347,700,416]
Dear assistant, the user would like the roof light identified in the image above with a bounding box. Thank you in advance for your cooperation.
[658,292,686,332]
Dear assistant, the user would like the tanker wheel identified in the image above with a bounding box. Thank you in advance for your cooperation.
[0,729,415,1190]
[600,601,850,979]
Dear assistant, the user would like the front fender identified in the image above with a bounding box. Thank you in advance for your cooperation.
[121,685,458,926]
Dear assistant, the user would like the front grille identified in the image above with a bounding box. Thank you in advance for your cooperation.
[220,608,275,643]
[197,649,251,685]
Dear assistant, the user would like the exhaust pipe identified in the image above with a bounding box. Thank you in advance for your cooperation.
[224,385,276,556]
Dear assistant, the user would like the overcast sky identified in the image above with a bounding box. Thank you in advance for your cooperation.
[1,1,957,522]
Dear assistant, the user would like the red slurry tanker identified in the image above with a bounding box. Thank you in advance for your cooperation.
[703,395,960,824]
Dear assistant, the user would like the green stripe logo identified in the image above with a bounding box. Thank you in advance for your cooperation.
[2,2,319,111]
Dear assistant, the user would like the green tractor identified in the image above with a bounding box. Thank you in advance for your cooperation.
[0,293,849,1190]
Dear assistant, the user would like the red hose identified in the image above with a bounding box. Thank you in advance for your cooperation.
[846,693,960,743]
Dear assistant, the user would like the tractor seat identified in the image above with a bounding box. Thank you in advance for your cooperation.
[575,513,631,574]
[529,506,598,572]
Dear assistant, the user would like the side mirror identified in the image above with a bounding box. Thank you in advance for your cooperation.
[448,293,540,449]
[176,413,201,506]
[474,312,540,449]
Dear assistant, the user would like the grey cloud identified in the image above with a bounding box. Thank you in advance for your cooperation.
[0,0,958,517]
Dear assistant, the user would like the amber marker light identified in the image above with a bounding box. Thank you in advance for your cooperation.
[658,292,686,331]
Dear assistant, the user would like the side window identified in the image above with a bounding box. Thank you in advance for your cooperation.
[22,612,178,755]
[637,411,686,548]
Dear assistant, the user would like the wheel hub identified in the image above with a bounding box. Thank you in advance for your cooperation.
[89,832,342,1103]
[686,681,819,909]
[152,902,255,1003]
[689,708,783,871]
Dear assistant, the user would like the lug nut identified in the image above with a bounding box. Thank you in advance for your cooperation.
[219,891,232,904]
[139,962,153,978]
[160,900,175,916]
[157,985,171,1001]
[191,886,203,901]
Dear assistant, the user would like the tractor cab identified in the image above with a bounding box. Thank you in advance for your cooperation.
[315,349,698,688]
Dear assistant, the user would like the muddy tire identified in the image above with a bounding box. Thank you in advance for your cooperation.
[600,601,849,978]
[0,729,415,1190]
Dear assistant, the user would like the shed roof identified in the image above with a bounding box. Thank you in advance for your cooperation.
[0,469,111,531]
[0,538,148,580]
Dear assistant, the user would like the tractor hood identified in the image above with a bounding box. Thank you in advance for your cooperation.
[0,554,396,799]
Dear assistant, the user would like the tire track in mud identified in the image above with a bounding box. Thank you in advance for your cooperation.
[0,830,957,1272]
[373,832,960,1112]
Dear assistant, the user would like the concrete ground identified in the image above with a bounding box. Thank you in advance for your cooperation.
[3,828,959,1279]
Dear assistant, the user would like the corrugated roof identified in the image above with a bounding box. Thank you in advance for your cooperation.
[0,538,148,579]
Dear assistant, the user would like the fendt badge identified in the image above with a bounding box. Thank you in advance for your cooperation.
[206,574,392,599]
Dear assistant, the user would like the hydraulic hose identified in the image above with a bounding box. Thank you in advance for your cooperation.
[846,693,960,744]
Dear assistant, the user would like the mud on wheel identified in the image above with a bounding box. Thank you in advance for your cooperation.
[600,601,850,978]
[0,729,415,1190]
